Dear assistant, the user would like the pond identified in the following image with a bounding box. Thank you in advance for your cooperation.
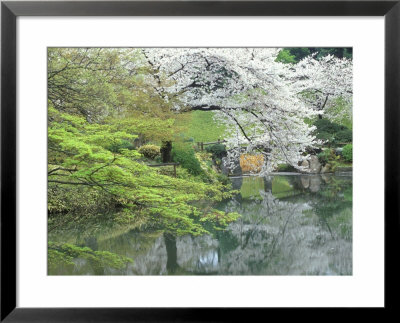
[48,173,352,275]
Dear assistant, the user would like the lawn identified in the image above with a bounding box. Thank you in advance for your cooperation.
[182,110,227,143]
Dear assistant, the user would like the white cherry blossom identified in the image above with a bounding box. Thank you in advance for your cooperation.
[140,48,352,173]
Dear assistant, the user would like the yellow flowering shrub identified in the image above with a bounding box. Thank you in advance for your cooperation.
[240,154,264,173]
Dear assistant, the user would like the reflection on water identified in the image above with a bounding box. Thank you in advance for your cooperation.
[49,174,352,275]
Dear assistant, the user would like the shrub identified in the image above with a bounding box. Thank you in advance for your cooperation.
[138,144,161,160]
[316,131,335,144]
[215,173,230,186]
[107,140,135,153]
[171,143,203,176]
[240,154,264,173]
[276,164,296,172]
[48,184,116,215]
[205,144,227,159]
[314,118,343,134]
[313,119,352,145]
[342,144,353,162]
[335,129,352,143]
[317,148,336,165]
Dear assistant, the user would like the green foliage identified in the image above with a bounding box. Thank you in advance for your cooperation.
[275,49,296,64]
[276,164,297,172]
[171,143,204,176]
[278,48,312,63]
[317,148,339,165]
[107,140,135,153]
[317,149,331,165]
[48,242,133,273]
[316,131,334,143]
[342,144,353,162]
[205,143,227,160]
[314,118,343,134]
[195,152,231,185]
[48,48,240,238]
[48,183,116,214]
[215,173,230,186]
[138,144,161,160]
[48,107,238,237]
[316,148,349,172]
[313,119,352,145]
[48,48,142,121]
[276,47,352,64]
[199,210,241,229]
[313,48,352,59]
[335,129,352,143]
[48,249,75,272]
[48,48,183,143]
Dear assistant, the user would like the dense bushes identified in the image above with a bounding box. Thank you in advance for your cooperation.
[205,144,227,160]
[317,145,352,170]
[314,119,352,145]
[107,140,135,153]
[138,144,160,160]
[47,184,117,215]
[342,144,353,162]
[335,129,352,143]
[317,148,337,165]
[172,143,203,176]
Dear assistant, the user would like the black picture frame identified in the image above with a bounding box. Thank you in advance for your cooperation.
[1,0,399,321]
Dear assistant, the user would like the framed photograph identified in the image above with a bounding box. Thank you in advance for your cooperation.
[1,0,398,321]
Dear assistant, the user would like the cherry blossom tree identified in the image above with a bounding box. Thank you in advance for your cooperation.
[289,54,353,120]
[141,48,352,173]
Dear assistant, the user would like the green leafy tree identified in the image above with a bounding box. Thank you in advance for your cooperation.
[48,107,238,236]
[48,48,239,240]
[275,49,296,64]
[276,47,352,64]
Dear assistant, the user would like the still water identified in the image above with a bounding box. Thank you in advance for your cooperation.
[49,174,352,275]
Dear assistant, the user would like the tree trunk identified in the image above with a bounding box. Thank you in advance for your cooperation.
[160,141,172,163]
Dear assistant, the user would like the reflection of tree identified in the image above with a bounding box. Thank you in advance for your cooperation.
[164,232,179,274]
[50,175,352,275]
[314,179,352,242]
[295,175,352,241]
[275,174,352,241]
[217,175,352,275]
[218,190,305,274]
[148,175,352,275]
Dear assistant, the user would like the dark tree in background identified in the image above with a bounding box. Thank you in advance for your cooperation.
[276,47,353,64]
